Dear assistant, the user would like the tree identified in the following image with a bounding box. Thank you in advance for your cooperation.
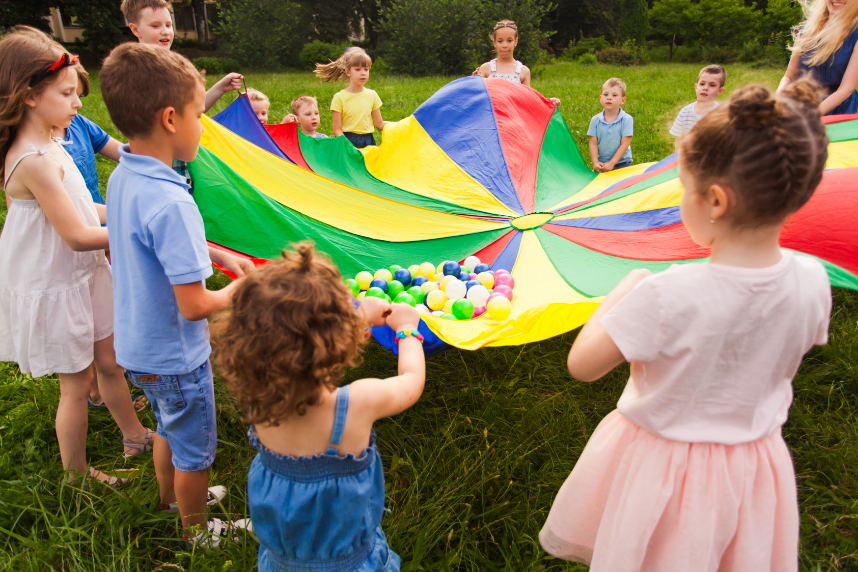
[546,0,621,52]
[762,0,803,39]
[62,0,126,56]
[620,0,648,46]
[648,0,699,61]
[695,0,757,48]
[217,0,311,68]
[0,0,55,33]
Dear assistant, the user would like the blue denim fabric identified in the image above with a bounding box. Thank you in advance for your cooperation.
[343,132,376,149]
[247,386,400,572]
[800,27,858,116]
[125,360,216,471]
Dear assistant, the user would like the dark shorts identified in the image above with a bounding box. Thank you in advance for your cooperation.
[344,132,376,148]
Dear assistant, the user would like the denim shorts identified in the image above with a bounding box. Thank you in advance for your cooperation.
[344,132,376,148]
[125,360,216,472]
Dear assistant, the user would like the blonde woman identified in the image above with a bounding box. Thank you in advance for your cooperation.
[779,0,858,115]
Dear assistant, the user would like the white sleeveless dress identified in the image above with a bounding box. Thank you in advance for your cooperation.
[488,59,523,83]
[0,140,113,378]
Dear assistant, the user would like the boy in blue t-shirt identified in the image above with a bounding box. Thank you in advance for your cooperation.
[587,78,634,173]
[101,43,253,545]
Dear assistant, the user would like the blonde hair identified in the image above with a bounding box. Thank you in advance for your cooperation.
[603,77,627,96]
[491,20,518,40]
[246,88,269,104]
[291,95,318,114]
[314,47,372,82]
[791,0,858,67]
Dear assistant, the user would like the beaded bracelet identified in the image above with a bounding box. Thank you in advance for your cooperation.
[394,330,424,345]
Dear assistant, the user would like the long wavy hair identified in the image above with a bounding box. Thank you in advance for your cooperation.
[791,0,858,67]
[0,27,68,181]
[314,47,372,82]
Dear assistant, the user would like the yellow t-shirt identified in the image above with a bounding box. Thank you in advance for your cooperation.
[330,88,383,134]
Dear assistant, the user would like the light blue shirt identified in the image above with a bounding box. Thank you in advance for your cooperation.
[107,145,213,374]
[587,108,634,164]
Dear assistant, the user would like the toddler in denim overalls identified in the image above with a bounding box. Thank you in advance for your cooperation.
[212,244,427,572]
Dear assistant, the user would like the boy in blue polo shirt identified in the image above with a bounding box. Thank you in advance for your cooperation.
[588,78,634,173]
[101,42,254,545]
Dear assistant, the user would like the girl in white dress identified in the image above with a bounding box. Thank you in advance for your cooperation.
[0,29,153,484]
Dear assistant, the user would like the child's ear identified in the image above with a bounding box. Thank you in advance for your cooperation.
[708,183,731,222]
[128,22,141,40]
[161,106,178,134]
[718,86,725,96]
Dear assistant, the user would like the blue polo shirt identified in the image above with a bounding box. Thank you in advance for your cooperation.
[587,108,634,164]
[64,114,110,204]
[106,145,213,374]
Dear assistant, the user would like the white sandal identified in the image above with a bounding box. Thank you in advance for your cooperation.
[123,428,154,458]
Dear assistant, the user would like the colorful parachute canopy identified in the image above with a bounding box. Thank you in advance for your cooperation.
[189,77,858,350]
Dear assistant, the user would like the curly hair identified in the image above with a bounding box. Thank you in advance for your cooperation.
[211,243,367,426]
[680,79,828,228]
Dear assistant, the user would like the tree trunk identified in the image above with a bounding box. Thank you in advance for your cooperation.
[191,0,208,48]
[669,33,675,62]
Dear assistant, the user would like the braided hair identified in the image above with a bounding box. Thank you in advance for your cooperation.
[680,79,828,227]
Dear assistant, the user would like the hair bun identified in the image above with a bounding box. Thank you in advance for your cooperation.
[291,242,315,272]
[729,85,779,129]
[780,78,822,109]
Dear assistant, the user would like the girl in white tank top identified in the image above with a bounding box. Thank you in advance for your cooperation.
[0,29,152,487]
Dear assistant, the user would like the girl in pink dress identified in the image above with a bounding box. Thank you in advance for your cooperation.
[540,80,832,572]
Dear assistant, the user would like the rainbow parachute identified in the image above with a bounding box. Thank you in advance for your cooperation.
[189,77,858,351]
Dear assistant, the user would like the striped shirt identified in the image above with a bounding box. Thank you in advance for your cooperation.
[669,102,720,137]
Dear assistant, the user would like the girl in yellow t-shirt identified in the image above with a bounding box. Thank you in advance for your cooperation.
[315,47,388,149]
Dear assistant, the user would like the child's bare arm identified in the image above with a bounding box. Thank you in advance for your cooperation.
[589,136,602,172]
[98,138,122,162]
[26,156,108,251]
[604,136,632,170]
[372,109,387,131]
[205,73,243,112]
[173,278,242,321]
[208,246,255,278]
[567,269,651,381]
[95,203,106,225]
[332,111,344,137]
[520,66,531,86]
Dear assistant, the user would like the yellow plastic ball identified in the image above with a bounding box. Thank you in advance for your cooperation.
[440,275,457,289]
[443,299,454,314]
[408,264,420,277]
[374,268,393,283]
[421,281,439,294]
[477,271,495,289]
[426,289,448,311]
[355,271,373,291]
[357,291,366,301]
[418,262,436,279]
[487,295,511,320]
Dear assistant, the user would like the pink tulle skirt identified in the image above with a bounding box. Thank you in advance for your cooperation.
[540,410,799,572]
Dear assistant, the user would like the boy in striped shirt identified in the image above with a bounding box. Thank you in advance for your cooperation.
[670,65,726,152]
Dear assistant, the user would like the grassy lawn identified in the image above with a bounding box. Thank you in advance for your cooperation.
[1,62,856,571]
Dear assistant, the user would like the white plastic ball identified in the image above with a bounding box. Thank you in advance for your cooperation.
[466,285,490,309]
[464,255,481,271]
[445,279,467,301]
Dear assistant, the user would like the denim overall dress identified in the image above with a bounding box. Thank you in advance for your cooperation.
[247,385,400,572]
[801,26,858,115]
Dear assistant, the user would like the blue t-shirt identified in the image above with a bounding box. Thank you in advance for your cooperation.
[587,108,634,164]
[107,145,213,374]
[64,114,110,204]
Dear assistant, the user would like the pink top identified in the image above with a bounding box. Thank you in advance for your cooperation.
[601,251,831,445]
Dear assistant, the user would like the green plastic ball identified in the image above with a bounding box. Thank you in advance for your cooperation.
[385,294,392,303]
[460,266,471,275]
[389,264,402,275]
[344,278,359,297]
[452,298,475,320]
[387,280,405,300]
[393,292,416,307]
[366,287,386,299]
[440,312,458,320]
[406,286,425,304]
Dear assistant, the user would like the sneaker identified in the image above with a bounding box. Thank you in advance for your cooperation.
[161,485,227,513]
[185,518,241,548]
[233,518,254,534]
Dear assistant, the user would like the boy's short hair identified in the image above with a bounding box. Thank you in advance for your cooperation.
[246,88,269,103]
[603,77,626,97]
[121,0,170,25]
[100,42,203,139]
[699,64,727,87]
[291,95,318,114]
[75,63,90,97]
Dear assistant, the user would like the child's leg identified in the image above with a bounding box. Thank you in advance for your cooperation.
[56,369,92,480]
[93,335,149,447]
[153,433,176,504]
[175,468,209,535]
[87,364,101,404]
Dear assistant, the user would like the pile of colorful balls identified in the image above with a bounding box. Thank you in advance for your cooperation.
[344,255,515,320]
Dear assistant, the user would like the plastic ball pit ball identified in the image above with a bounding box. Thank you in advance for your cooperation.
[366,286,386,299]
[388,264,402,275]
[465,279,482,291]
[493,268,510,277]
[421,281,439,294]
[458,271,470,282]
[440,275,457,289]
[426,289,447,311]
[357,292,366,301]
[393,268,412,286]
[416,304,429,315]
[431,310,444,317]
[385,294,392,303]
[434,273,444,282]
[443,299,454,314]
[464,256,481,271]
[452,298,475,320]
[393,292,416,307]
[474,263,491,274]
[445,279,467,301]
[345,278,359,296]
[494,273,515,290]
[477,272,494,289]
[440,312,457,320]
[466,285,490,308]
[369,278,389,293]
[418,262,436,279]
[374,268,393,283]
[387,280,405,299]
[487,296,512,320]
[473,305,486,317]
[442,261,461,276]
[406,286,425,304]
[493,284,513,301]
[355,271,373,290]
[460,266,471,275]
[411,275,428,288]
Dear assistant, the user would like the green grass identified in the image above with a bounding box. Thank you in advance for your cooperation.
[1,62,856,571]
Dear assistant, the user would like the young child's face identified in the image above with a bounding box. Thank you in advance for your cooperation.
[493,28,518,58]
[600,85,625,110]
[250,99,269,124]
[132,7,174,49]
[346,65,370,85]
[678,160,712,248]
[171,81,206,163]
[29,66,81,130]
[295,103,320,133]
[695,73,725,103]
